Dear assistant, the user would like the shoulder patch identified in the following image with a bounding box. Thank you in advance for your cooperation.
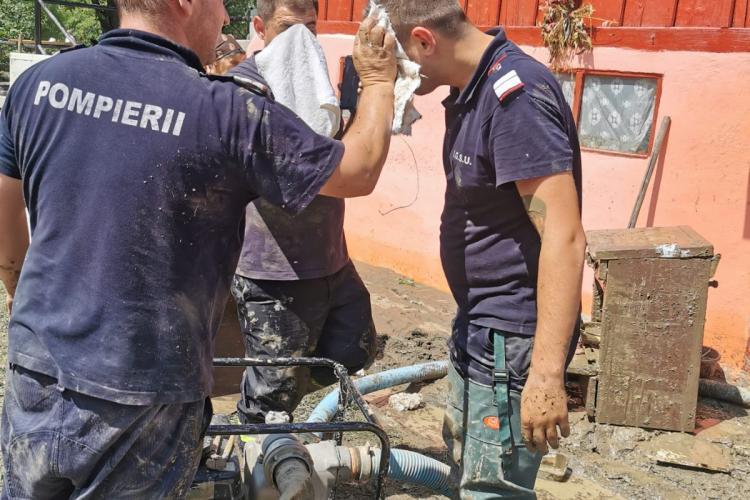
[493,70,524,103]
[487,54,508,76]
[231,75,271,98]
[202,73,272,99]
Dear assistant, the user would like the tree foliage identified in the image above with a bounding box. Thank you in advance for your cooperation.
[225,0,256,39]
[1,0,256,75]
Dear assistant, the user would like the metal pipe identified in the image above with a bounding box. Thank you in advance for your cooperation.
[210,357,391,499]
[262,434,315,500]
[34,1,45,54]
[42,0,117,12]
[37,0,77,45]
[274,458,313,500]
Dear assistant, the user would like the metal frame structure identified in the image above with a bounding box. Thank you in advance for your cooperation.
[32,0,116,54]
[28,0,251,55]
[207,357,391,500]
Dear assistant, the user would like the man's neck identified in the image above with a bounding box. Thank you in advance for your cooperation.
[449,27,494,91]
[119,13,191,50]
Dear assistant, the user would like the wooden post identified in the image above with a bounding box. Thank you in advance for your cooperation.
[628,116,671,229]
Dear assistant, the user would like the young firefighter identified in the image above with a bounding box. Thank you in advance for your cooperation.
[380,1,586,497]
[225,0,378,426]
[0,0,397,496]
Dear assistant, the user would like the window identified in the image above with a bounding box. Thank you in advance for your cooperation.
[554,70,662,157]
[553,72,576,109]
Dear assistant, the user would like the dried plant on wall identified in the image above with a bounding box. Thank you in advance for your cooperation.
[540,0,595,71]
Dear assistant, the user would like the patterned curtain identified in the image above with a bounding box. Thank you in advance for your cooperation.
[578,75,657,154]
[553,72,576,110]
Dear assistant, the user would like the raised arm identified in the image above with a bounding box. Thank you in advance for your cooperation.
[0,175,29,314]
[319,17,396,198]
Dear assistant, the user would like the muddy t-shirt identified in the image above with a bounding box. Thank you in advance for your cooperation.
[0,30,343,405]
[229,56,349,281]
[440,29,582,384]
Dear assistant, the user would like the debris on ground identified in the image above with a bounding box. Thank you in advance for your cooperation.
[4,264,750,499]
[539,453,570,482]
[265,411,291,424]
[389,393,423,412]
[639,432,732,473]
[206,435,236,470]
[697,417,749,447]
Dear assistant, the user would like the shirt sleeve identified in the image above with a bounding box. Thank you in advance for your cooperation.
[239,94,344,215]
[488,82,573,188]
[0,104,20,179]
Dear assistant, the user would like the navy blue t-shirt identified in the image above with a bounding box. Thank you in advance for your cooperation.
[229,57,349,280]
[0,30,344,405]
[441,29,582,384]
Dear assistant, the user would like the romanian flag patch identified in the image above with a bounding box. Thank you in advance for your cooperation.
[493,70,524,102]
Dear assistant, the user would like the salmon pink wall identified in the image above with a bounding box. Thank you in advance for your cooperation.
[264,34,750,371]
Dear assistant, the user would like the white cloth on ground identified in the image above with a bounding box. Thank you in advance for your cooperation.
[255,24,341,137]
[367,1,422,135]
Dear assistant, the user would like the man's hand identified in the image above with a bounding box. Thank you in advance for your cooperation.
[5,294,12,315]
[318,17,396,199]
[353,16,397,87]
[521,373,570,455]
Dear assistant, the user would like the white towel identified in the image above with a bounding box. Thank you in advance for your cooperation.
[255,24,341,138]
[367,1,422,135]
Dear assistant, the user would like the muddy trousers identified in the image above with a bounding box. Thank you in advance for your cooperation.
[1,365,210,499]
[443,332,542,499]
[231,262,377,424]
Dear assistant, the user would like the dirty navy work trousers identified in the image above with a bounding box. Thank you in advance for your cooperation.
[231,261,377,423]
[1,365,210,499]
[443,331,542,499]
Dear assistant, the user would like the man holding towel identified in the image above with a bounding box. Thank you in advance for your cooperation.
[379,1,586,498]
[225,0,379,426]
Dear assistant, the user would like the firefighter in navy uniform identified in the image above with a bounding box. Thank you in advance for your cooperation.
[0,0,397,497]
[378,1,586,498]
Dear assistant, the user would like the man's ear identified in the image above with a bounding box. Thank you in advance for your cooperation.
[411,26,437,56]
[176,0,195,17]
[252,16,267,41]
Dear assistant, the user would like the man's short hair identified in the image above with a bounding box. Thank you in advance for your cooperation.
[257,0,319,21]
[377,0,468,41]
[114,0,167,15]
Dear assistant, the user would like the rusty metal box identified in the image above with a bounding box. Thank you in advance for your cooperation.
[586,226,718,432]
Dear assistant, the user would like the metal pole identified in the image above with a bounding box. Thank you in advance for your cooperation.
[37,0,77,45]
[628,116,671,229]
[43,0,117,12]
[34,0,45,54]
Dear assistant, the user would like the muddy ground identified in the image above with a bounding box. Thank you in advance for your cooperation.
[2,262,750,499]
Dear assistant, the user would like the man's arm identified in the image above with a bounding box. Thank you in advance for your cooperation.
[516,171,586,455]
[0,175,29,314]
[318,17,396,198]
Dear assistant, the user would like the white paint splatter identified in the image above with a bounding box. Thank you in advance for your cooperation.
[656,243,681,258]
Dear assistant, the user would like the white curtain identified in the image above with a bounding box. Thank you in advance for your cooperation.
[578,75,657,154]
[553,72,576,110]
